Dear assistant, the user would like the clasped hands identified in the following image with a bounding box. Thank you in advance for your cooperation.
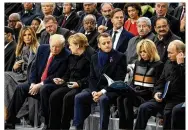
[92,91,103,102]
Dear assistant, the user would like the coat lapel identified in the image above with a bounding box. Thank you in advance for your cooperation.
[116,30,125,50]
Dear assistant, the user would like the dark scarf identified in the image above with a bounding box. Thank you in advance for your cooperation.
[98,49,109,69]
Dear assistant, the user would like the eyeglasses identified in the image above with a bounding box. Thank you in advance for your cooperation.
[155,24,168,29]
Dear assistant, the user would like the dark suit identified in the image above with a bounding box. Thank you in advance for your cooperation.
[40,27,70,45]
[19,6,42,26]
[6,44,70,125]
[75,9,101,32]
[79,29,99,50]
[173,5,185,42]
[73,50,127,130]
[57,11,80,31]
[150,14,180,36]
[5,40,16,71]
[173,5,184,21]
[97,16,113,31]
[107,28,134,53]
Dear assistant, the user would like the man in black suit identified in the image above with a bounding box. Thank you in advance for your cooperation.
[5,34,71,129]
[107,8,134,53]
[150,3,180,36]
[57,3,79,31]
[4,26,17,71]
[75,3,101,32]
[97,3,114,33]
[72,33,127,130]
[40,15,70,45]
[79,14,99,50]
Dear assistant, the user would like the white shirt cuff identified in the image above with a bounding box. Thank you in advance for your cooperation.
[101,89,107,94]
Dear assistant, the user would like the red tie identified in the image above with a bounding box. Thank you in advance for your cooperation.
[41,56,54,81]
[61,16,67,27]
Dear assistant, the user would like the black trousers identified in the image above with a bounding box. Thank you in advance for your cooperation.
[7,83,38,124]
[117,94,146,129]
[48,86,81,129]
[134,99,182,130]
[171,102,185,130]
[6,83,58,125]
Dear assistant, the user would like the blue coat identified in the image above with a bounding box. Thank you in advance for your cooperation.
[29,44,71,84]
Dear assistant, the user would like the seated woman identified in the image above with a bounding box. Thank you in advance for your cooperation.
[123,3,142,36]
[30,17,45,43]
[48,33,95,129]
[4,26,39,120]
[117,39,164,129]
[72,33,127,130]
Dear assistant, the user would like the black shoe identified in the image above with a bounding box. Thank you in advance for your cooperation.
[5,123,15,129]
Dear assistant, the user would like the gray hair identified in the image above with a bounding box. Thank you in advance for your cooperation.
[83,14,96,23]
[9,13,21,20]
[137,17,151,26]
[50,34,65,46]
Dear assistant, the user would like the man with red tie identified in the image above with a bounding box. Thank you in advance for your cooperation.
[5,34,71,129]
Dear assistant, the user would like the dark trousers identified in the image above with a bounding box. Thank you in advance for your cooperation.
[73,89,118,130]
[171,102,185,130]
[134,99,181,130]
[48,87,80,129]
[117,94,145,129]
[6,83,57,125]
[7,83,38,124]
[39,84,58,125]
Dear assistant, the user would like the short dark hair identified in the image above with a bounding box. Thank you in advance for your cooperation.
[97,32,111,43]
[110,8,124,18]
[124,3,142,17]
[154,16,169,26]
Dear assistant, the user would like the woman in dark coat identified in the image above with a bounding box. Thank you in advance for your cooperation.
[117,39,164,129]
[48,33,95,129]
[4,26,39,120]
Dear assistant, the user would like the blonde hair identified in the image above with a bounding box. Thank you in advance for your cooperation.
[68,33,89,48]
[136,39,160,62]
[16,26,39,57]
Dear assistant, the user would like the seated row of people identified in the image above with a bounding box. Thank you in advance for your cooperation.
[5,32,185,130]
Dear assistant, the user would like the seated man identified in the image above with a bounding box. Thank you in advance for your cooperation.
[134,40,185,130]
[5,34,71,129]
[72,32,127,130]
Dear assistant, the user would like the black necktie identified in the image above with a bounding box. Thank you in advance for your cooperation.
[112,31,118,44]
